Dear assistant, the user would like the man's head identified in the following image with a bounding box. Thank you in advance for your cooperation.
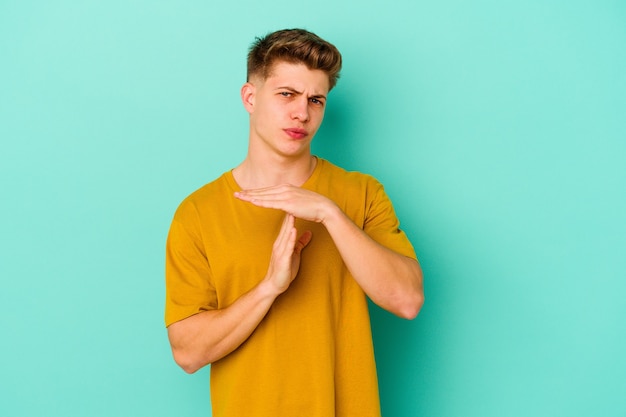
[247,29,342,91]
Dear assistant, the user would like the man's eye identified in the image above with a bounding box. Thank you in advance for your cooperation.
[310,98,324,105]
[280,92,292,97]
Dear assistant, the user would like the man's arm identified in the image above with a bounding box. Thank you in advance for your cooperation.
[167,214,312,373]
[234,185,424,319]
[322,205,423,319]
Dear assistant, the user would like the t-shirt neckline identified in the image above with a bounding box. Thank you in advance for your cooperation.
[225,156,325,192]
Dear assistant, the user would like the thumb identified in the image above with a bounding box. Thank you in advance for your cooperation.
[293,230,312,255]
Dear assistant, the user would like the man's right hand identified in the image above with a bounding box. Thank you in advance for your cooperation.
[263,214,312,294]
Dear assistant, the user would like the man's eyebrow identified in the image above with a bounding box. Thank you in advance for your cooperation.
[276,86,326,100]
[310,93,327,101]
[276,86,302,94]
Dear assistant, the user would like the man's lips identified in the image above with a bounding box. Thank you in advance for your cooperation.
[284,128,308,139]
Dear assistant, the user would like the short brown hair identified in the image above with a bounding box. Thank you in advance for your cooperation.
[247,28,342,90]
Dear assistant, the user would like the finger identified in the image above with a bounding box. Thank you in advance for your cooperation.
[234,187,297,211]
[235,184,292,198]
[236,187,302,206]
[248,184,293,193]
[274,214,295,253]
[242,197,292,211]
[277,213,293,240]
[293,230,312,255]
[277,224,297,264]
[234,190,283,203]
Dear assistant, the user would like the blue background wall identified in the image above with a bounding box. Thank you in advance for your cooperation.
[1,1,624,416]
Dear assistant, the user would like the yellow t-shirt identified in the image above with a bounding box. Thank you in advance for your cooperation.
[165,158,416,417]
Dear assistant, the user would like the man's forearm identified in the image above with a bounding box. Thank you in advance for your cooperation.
[322,205,424,319]
[167,214,311,372]
[167,279,280,373]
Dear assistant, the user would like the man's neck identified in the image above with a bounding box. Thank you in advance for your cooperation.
[232,153,317,189]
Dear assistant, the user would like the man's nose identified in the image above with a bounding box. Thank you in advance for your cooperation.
[291,98,309,122]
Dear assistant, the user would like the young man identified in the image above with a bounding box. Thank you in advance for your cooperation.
[165,28,424,417]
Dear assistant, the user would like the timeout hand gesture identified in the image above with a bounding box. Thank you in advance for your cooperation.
[234,184,336,224]
[264,213,312,294]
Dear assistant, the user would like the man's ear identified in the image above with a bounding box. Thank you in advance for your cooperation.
[241,82,256,114]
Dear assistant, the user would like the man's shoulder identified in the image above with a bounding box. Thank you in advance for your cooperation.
[317,158,381,188]
[173,171,233,218]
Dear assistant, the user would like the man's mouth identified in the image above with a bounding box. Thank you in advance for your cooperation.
[284,128,308,139]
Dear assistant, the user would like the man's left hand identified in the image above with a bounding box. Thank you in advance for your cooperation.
[234,184,336,224]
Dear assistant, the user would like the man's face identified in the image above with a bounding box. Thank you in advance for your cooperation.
[243,61,330,158]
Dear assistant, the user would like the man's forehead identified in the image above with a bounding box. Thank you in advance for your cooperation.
[263,61,330,93]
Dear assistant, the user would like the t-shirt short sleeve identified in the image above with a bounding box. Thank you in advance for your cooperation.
[164,199,218,327]
[363,178,417,260]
